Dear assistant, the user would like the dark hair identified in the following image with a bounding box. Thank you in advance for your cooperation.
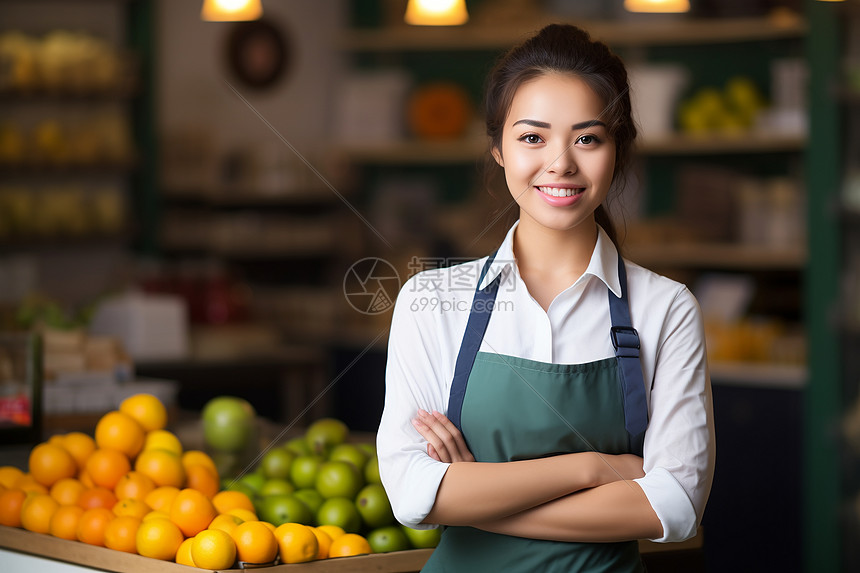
[483,24,637,246]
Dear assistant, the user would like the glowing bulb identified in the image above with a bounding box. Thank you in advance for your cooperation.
[624,0,690,13]
[201,0,263,22]
[405,0,469,26]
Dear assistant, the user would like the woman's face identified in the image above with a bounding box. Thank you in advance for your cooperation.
[494,73,616,234]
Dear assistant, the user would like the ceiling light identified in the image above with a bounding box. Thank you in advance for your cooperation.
[201,0,263,22]
[405,0,469,26]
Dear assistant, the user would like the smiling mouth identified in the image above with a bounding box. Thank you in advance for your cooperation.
[536,186,584,198]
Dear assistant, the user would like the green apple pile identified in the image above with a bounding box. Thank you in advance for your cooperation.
[221,417,440,553]
[677,76,766,135]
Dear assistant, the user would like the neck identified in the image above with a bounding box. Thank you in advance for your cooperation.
[513,216,598,278]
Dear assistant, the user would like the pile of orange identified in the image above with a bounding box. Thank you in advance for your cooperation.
[0,393,377,569]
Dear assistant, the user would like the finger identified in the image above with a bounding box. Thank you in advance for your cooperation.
[430,411,474,462]
[412,417,454,461]
[427,444,444,463]
[418,411,462,460]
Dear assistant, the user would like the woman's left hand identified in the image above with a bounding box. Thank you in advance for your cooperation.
[412,409,475,463]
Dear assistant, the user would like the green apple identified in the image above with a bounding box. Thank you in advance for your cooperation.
[328,443,368,472]
[315,460,363,499]
[368,525,410,553]
[202,396,256,453]
[259,478,295,497]
[403,525,442,549]
[290,455,324,489]
[284,436,311,457]
[316,497,362,533]
[355,483,394,529]
[258,494,313,526]
[305,418,348,456]
[293,488,324,516]
[260,448,295,480]
[237,471,266,494]
[364,455,381,484]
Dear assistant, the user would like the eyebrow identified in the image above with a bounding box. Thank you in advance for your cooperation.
[512,119,607,130]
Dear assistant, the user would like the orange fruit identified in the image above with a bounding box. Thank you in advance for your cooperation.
[143,510,170,521]
[310,527,333,559]
[212,490,255,515]
[49,504,84,540]
[170,488,217,537]
[274,522,318,564]
[258,520,276,533]
[20,492,59,534]
[185,464,219,499]
[29,442,77,487]
[182,450,218,477]
[120,393,168,432]
[104,515,142,553]
[142,429,182,456]
[175,537,196,567]
[191,528,237,570]
[61,432,96,471]
[0,488,26,527]
[95,411,145,459]
[135,449,185,488]
[78,487,118,510]
[226,508,258,523]
[79,468,95,488]
[13,473,48,494]
[49,477,85,506]
[136,517,184,561]
[232,520,279,565]
[85,448,131,490]
[114,471,156,501]
[0,466,24,489]
[316,524,346,540]
[208,513,243,536]
[144,485,180,513]
[112,498,151,519]
[328,532,372,558]
[77,506,114,546]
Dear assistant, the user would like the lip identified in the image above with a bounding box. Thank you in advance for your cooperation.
[534,185,585,207]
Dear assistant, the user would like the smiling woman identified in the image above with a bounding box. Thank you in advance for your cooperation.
[377,23,715,573]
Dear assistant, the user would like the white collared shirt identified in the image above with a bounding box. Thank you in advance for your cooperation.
[377,221,715,543]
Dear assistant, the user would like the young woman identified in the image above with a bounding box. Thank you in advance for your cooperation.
[377,24,715,572]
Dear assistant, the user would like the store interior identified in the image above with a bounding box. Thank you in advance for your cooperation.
[0,0,859,571]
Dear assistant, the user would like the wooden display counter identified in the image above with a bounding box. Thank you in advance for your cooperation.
[1,524,704,572]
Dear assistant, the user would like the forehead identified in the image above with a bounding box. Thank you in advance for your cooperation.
[507,73,606,123]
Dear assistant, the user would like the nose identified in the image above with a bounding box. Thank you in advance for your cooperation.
[547,143,577,175]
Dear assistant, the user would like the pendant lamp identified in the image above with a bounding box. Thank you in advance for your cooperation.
[405,0,469,26]
[201,0,263,22]
[624,0,690,13]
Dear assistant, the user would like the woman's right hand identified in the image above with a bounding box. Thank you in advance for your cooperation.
[411,409,475,463]
[590,452,645,485]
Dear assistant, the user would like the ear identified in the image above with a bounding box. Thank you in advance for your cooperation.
[491,146,504,168]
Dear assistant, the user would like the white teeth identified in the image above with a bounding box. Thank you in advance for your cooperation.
[537,186,581,197]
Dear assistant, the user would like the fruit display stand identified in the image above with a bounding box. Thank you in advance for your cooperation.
[0,525,433,572]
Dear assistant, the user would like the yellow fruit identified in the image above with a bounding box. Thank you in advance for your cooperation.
[29,442,77,487]
[135,449,185,488]
[0,466,24,489]
[181,451,218,477]
[60,432,96,471]
[144,485,180,513]
[274,522,318,564]
[112,498,150,519]
[169,488,217,537]
[113,471,155,501]
[316,524,346,540]
[120,393,168,432]
[212,490,255,515]
[143,430,182,456]
[136,518,184,561]
[185,464,219,499]
[20,492,59,534]
[226,508,258,522]
[208,512,243,536]
[143,510,170,521]
[191,528,237,570]
[49,504,84,540]
[94,411,145,459]
[49,477,85,506]
[232,520,279,565]
[310,527,333,559]
[175,537,196,567]
[328,533,372,558]
[85,449,131,491]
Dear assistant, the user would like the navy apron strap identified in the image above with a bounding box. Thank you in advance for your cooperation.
[448,253,501,432]
[609,255,649,455]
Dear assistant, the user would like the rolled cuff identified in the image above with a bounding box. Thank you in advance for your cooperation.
[386,456,450,530]
[634,467,698,543]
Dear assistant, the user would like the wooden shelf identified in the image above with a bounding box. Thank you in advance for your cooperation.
[336,131,805,165]
[342,15,807,52]
[162,189,340,207]
[624,243,807,270]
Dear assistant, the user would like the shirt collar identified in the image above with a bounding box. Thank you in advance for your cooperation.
[477,220,623,299]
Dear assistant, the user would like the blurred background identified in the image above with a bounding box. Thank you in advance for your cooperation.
[0,0,858,571]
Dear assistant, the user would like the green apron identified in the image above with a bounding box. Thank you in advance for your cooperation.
[421,252,648,573]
